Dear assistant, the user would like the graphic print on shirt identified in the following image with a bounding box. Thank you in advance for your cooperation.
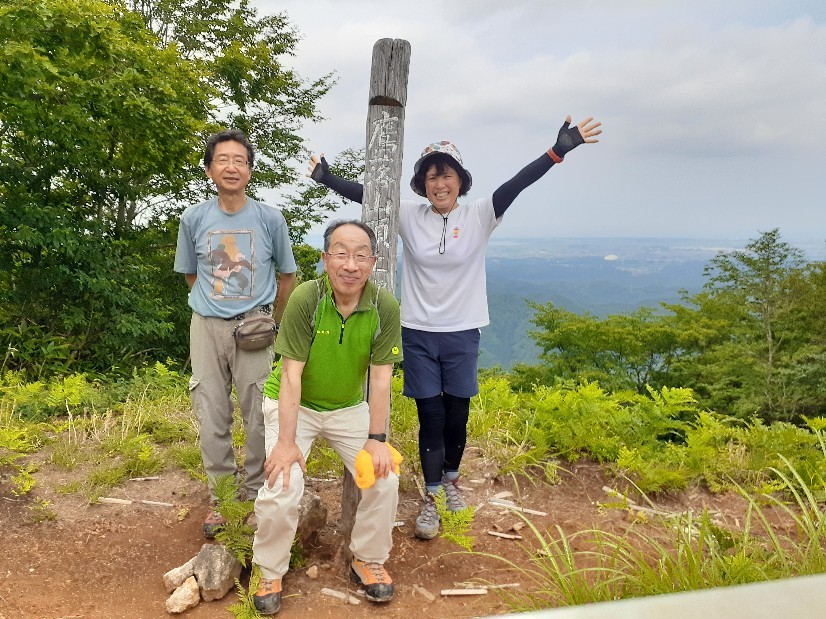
[453,226,460,239]
[207,230,255,299]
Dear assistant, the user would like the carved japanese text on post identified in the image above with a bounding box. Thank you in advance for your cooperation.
[363,109,402,291]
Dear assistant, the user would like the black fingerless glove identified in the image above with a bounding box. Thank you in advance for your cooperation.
[310,156,330,182]
[309,156,365,203]
[550,120,585,159]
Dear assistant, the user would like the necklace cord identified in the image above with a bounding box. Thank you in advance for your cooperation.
[434,202,456,255]
[438,215,448,254]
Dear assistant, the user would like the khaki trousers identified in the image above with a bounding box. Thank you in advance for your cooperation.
[189,311,274,500]
[253,397,399,580]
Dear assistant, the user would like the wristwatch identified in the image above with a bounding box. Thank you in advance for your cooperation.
[367,433,387,442]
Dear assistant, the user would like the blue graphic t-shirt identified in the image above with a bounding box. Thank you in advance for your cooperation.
[174,197,297,318]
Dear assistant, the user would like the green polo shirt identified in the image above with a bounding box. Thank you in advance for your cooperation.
[263,275,403,412]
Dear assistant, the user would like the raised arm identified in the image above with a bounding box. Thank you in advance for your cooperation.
[492,115,602,218]
[308,154,365,204]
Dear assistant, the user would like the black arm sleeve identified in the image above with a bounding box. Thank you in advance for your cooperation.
[311,159,364,204]
[491,153,555,219]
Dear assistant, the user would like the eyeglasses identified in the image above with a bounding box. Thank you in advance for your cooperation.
[212,157,250,168]
[327,252,376,265]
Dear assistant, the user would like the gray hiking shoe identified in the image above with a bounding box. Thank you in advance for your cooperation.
[442,476,467,511]
[414,494,440,540]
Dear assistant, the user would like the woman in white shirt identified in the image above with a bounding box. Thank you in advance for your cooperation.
[308,115,602,539]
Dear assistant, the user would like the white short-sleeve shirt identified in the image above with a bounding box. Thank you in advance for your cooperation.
[398,197,500,331]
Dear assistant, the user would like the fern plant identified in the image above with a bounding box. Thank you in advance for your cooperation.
[228,565,264,619]
[11,463,37,495]
[213,476,256,565]
[434,488,476,551]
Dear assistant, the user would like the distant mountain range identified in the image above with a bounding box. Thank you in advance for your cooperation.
[478,237,826,369]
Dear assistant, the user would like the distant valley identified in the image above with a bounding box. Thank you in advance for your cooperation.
[478,237,825,368]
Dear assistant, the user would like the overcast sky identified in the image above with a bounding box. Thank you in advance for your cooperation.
[250,0,825,242]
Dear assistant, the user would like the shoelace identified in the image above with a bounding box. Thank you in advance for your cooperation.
[359,561,390,583]
[206,510,226,522]
[419,498,439,524]
[443,479,466,509]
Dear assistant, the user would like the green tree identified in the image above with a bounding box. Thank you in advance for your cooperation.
[124,0,334,222]
[1,0,210,234]
[279,148,365,281]
[701,229,806,419]
[514,230,823,422]
[664,291,757,415]
[0,0,210,374]
[0,0,334,376]
[768,260,826,417]
[518,302,708,393]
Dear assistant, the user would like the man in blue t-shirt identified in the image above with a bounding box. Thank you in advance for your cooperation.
[174,129,297,538]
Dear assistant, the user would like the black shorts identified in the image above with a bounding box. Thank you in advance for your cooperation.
[401,327,481,399]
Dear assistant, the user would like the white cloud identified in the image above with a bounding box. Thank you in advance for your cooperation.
[250,0,826,240]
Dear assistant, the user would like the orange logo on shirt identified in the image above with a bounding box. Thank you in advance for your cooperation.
[453,226,459,239]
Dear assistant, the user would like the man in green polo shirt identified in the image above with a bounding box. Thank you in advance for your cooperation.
[251,219,403,615]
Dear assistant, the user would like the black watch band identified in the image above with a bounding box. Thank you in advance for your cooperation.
[367,433,387,442]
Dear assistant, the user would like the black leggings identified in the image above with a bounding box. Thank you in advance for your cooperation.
[416,393,471,485]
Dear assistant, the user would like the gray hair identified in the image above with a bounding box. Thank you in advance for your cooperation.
[204,129,255,168]
[323,219,378,255]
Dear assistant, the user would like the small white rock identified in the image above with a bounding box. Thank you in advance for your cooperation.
[165,576,200,614]
[163,557,196,594]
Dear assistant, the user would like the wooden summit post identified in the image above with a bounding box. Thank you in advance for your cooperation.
[362,38,410,292]
[339,38,410,552]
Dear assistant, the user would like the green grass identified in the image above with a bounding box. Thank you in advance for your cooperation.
[29,498,58,523]
[304,438,344,478]
[55,480,82,495]
[85,463,131,502]
[166,441,205,481]
[4,365,826,618]
[481,459,826,611]
[50,438,84,470]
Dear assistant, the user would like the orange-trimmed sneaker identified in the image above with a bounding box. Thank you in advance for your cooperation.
[202,509,227,539]
[253,577,282,615]
[350,559,395,602]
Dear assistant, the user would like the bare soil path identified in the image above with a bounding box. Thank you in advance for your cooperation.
[2,452,750,619]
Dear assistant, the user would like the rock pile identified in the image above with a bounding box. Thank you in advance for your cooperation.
[163,491,328,614]
[164,544,241,613]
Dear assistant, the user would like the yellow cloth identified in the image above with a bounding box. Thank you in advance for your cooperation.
[355,444,403,489]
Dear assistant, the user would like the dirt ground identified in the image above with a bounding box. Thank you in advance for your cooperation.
[1,447,754,619]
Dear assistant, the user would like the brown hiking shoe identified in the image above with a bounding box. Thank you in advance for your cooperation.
[202,509,227,539]
[350,559,395,602]
[253,577,283,615]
